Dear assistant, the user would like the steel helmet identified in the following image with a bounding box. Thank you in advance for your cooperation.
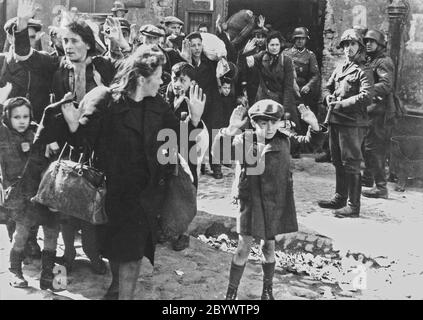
[364,29,386,48]
[292,27,310,40]
[111,1,128,13]
[338,28,364,48]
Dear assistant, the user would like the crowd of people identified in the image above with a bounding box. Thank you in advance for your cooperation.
[0,0,398,300]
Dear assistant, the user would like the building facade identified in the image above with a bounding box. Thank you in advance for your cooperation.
[1,0,423,118]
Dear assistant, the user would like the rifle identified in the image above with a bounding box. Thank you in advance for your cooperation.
[323,97,355,128]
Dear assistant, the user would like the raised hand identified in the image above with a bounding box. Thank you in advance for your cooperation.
[0,83,12,105]
[227,105,248,135]
[129,24,138,45]
[243,38,257,55]
[17,0,37,21]
[103,17,119,40]
[258,15,266,29]
[216,14,222,33]
[103,17,127,49]
[187,85,206,126]
[298,104,319,131]
[216,14,221,25]
[179,39,192,63]
[17,0,39,31]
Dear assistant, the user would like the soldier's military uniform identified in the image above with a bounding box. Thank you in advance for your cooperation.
[318,29,374,218]
[283,46,320,112]
[362,30,396,198]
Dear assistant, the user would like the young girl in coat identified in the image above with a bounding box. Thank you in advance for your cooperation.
[0,97,59,288]
[212,100,325,300]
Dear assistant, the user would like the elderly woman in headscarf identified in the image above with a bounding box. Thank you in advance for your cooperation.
[11,0,128,284]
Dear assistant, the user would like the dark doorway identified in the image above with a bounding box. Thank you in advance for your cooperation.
[228,0,326,68]
[1,0,7,51]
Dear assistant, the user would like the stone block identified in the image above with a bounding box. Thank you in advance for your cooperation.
[305,244,314,252]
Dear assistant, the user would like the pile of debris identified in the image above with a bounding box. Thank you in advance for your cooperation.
[198,234,343,283]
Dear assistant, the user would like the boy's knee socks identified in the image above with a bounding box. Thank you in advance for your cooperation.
[228,261,246,289]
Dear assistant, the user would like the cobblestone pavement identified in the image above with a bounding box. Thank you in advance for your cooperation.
[0,156,422,300]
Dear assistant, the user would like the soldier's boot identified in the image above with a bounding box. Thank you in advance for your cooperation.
[9,249,28,288]
[40,250,56,290]
[361,169,374,187]
[362,182,388,199]
[362,153,388,199]
[225,261,246,300]
[318,167,348,209]
[261,262,276,300]
[334,174,361,218]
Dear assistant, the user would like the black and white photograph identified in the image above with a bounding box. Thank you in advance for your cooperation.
[0,0,422,308]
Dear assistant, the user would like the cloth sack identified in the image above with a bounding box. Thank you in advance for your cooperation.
[159,154,197,237]
[201,33,227,61]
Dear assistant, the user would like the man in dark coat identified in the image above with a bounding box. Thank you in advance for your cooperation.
[183,32,224,179]
[361,29,396,199]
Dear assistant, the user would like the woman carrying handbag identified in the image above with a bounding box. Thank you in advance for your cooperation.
[61,45,206,300]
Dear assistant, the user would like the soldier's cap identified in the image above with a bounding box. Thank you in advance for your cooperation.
[118,18,130,31]
[4,17,42,35]
[139,24,165,38]
[111,1,128,13]
[248,99,284,121]
[164,16,184,26]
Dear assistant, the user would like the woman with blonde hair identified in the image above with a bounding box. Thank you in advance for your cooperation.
[61,44,206,300]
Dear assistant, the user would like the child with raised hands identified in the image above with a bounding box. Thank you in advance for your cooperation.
[212,100,326,300]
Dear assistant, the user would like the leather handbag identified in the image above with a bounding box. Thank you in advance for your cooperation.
[31,143,108,225]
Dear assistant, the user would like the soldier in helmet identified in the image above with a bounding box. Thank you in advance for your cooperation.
[361,29,395,199]
[111,1,128,19]
[284,27,321,116]
[284,27,321,157]
[318,29,374,218]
